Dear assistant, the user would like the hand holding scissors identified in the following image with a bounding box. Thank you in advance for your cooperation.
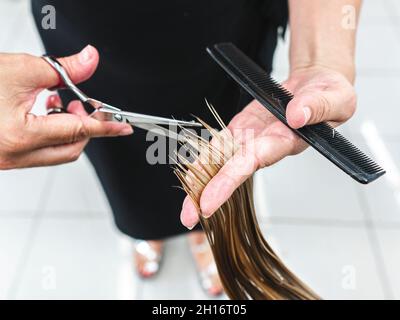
[0,46,136,169]
[42,55,201,141]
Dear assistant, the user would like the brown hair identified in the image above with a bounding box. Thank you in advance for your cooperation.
[174,108,319,300]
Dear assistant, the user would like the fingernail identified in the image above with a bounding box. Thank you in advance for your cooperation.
[187,223,197,230]
[302,106,312,126]
[181,198,199,230]
[202,209,212,219]
[46,94,61,108]
[79,45,94,64]
[119,126,134,136]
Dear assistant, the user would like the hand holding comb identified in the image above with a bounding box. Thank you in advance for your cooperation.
[207,43,385,184]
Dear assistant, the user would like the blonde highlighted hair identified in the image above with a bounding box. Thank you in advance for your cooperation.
[175,105,319,300]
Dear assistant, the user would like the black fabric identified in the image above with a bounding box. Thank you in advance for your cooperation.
[31,0,286,240]
[257,0,289,30]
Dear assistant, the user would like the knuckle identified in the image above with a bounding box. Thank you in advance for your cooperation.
[2,133,27,154]
[71,120,89,142]
[316,95,331,122]
[59,58,75,76]
[0,154,17,170]
[68,147,83,163]
[16,133,30,150]
[345,90,357,119]
[12,54,33,73]
[100,125,113,136]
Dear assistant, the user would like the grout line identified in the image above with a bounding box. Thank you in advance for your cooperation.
[0,210,108,219]
[354,69,400,77]
[354,186,395,299]
[260,212,400,229]
[0,212,36,219]
[367,221,400,229]
[273,68,400,78]
[259,216,367,228]
[6,167,58,299]
[260,214,400,229]
[29,211,110,220]
[350,133,400,143]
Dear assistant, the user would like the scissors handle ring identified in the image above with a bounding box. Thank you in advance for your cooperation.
[42,55,89,103]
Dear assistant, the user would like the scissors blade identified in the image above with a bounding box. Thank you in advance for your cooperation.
[133,123,187,141]
[91,107,202,127]
[89,100,121,112]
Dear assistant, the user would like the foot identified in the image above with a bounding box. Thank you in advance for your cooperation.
[134,240,164,278]
[188,231,223,297]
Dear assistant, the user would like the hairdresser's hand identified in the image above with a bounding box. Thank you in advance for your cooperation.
[181,66,356,228]
[0,45,133,170]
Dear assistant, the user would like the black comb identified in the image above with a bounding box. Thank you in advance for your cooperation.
[207,43,385,184]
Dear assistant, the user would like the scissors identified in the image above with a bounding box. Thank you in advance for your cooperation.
[41,55,202,140]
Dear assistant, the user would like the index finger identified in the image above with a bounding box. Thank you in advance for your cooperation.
[25,107,133,150]
[198,134,295,219]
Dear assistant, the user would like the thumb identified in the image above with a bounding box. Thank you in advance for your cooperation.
[25,45,99,89]
[285,91,349,129]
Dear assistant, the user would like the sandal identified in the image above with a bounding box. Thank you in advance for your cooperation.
[189,233,224,297]
[134,240,164,278]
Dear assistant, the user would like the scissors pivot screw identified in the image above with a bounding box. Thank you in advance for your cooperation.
[114,114,123,122]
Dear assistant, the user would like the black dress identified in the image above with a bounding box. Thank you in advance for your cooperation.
[31,0,287,240]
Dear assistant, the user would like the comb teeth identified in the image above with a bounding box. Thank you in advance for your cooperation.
[208,43,385,184]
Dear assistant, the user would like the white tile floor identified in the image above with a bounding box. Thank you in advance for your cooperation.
[0,0,399,300]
